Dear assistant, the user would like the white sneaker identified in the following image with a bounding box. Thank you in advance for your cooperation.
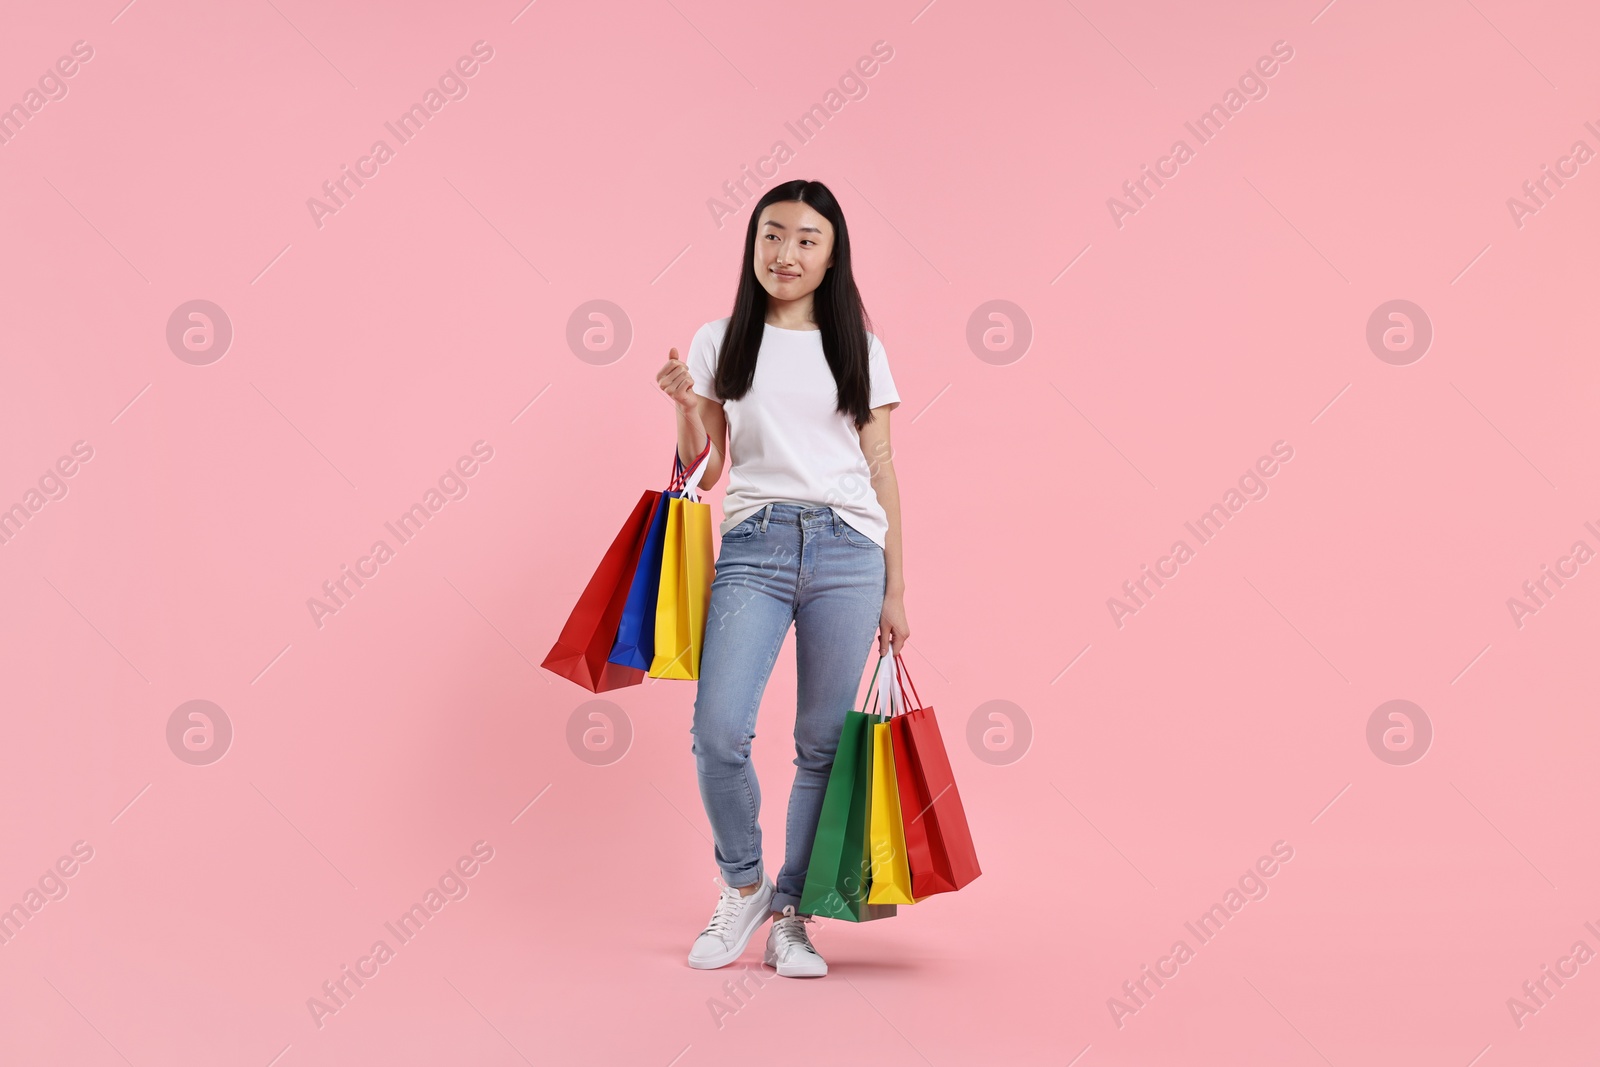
[687,879,774,969]
[763,904,828,977]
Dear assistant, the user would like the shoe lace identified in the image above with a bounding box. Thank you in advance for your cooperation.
[700,885,748,941]
[771,905,817,955]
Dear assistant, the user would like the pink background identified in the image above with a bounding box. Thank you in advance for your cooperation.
[2,0,1598,1063]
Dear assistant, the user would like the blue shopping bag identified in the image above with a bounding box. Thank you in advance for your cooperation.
[608,442,712,670]
[608,489,672,670]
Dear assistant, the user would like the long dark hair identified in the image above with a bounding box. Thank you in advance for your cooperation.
[713,180,875,429]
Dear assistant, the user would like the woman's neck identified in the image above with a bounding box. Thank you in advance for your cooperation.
[764,296,819,331]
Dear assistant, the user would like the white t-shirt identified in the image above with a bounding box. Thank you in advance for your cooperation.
[687,317,900,549]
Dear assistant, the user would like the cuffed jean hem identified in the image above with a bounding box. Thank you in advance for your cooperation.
[770,889,806,916]
[721,858,766,892]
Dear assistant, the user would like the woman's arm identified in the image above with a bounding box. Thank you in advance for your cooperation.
[677,397,727,486]
[658,346,728,486]
[860,405,909,655]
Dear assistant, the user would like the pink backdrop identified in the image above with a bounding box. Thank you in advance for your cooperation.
[3,0,1597,1063]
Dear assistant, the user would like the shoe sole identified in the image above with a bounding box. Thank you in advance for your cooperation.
[761,954,827,978]
[686,885,774,969]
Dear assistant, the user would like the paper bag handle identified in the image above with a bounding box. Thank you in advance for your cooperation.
[669,435,713,499]
[868,650,904,718]
[892,653,923,711]
[860,652,884,713]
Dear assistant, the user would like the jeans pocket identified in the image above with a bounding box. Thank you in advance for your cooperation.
[840,521,879,549]
[721,515,763,543]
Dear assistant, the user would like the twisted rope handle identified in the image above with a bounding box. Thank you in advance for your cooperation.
[892,652,923,711]
[867,651,904,717]
[668,433,713,492]
[862,652,884,713]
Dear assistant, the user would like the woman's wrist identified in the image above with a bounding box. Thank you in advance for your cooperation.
[674,409,707,465]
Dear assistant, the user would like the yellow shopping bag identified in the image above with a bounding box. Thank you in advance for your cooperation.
[867,662,917,904]
[649,453,715,679]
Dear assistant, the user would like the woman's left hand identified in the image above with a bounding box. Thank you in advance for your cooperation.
[877,592,910,657]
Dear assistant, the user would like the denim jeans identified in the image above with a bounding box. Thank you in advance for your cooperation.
[690,502,886,916]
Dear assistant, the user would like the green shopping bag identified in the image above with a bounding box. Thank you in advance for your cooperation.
[799,653,900,922]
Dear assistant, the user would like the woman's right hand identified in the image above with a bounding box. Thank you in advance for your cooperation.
[657,347,698,413]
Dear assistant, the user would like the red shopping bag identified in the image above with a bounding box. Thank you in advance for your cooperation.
[889,708,949,897]
[540,490,658,692]
[891,654,981,895]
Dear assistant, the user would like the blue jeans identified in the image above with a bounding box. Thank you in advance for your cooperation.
[690,502,886,916]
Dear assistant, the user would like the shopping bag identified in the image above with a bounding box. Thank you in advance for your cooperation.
[542,440,711,692]
[648,447,715,680]
[539,490,656,692]
[799,654,899,921]
[890,707,946,898]
[893,654,982,895]
[607,470,678,670]
[867,664,917,904]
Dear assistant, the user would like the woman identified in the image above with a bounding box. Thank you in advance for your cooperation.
[655,179,909,978]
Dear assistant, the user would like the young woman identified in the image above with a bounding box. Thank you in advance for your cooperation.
[654,179,909,978]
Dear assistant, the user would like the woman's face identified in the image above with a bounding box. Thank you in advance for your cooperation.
[753,200,834,305]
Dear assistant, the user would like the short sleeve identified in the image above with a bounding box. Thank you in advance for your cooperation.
[867,333,900,411]
[686,321,721,402]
